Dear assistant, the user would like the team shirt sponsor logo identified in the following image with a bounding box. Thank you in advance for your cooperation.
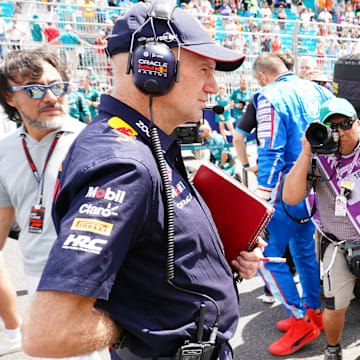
[62,234,107,255]
[257,99,271,108]
[165,161,172,182]
[137,59,168,78]
[138,32,178,44]
[267,153,281,185]
[257,97,274,146]
[258,131,272,139]
[258,122,272,132]
[170,180,192,208]
[108,117,138,139]
[85,186,126,204]
[71,218,113,236]
[303,99,321,119]
[172,181,185,199]
[135,120,150,138]
[258,122,272,139]
[176,193,193,209]
[79,203,119,217]
[259,114,272,122]
[258,108,272,116]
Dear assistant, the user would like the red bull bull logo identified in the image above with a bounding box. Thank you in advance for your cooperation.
[108,117,138,139]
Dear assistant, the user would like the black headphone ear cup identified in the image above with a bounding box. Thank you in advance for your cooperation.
[132,42,176,95]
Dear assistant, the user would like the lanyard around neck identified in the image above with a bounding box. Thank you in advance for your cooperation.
[21,131,63,205]
[335,150,360,184]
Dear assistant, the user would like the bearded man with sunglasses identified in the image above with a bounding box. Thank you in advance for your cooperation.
[283,98,360,360]
[0,48,100,360]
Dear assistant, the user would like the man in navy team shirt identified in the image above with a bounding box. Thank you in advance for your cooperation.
[22,2,264,359]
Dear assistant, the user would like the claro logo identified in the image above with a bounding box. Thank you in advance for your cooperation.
[62,234,107,255]
[71,218,113,236]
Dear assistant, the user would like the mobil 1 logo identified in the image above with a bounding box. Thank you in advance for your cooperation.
[85,186,126,204]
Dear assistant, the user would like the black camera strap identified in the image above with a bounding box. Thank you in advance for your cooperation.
[280,156,341,224]
[279,174,316,224]
[307,157,339,183]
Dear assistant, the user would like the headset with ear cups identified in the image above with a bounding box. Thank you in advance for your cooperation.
[125,0,181,95]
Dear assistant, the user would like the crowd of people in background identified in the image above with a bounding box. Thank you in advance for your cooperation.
[1,0,360,94]
[0,1,360,360]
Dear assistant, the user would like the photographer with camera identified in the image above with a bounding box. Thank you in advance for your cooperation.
[282,97,360,360]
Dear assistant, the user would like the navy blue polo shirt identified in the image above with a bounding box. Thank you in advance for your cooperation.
[39,95,239,357]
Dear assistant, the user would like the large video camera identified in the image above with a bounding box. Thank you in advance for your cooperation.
[170,106,225,144]
[305,122,339,155]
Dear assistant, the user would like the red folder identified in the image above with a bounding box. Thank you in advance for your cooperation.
[193,163,274,265]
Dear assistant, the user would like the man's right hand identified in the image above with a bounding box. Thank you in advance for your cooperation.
[301,130,313,159]
[231,238,267,279]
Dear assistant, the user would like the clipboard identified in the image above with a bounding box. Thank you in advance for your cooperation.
[193,163,274,265]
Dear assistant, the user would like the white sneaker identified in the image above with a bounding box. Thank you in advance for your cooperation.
[262,294,276,304]
[0,332,22,356]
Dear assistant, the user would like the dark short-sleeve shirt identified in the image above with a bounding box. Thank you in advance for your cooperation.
[235,97,257,136]
[39,95,239,357]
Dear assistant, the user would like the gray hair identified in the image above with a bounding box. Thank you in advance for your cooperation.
[253,52,288,77]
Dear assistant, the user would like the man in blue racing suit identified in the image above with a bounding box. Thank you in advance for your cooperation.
[252,53,333,356]
[21,2,264,359]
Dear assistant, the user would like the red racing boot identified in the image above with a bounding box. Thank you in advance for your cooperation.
[307,309,323,331]
[269,318,320,356]
[276,316,296,332]
[277,309,323,332]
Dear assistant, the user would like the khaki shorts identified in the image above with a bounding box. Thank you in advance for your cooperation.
[323,242,357,310]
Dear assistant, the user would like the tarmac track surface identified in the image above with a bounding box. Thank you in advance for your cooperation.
[2,237,360,360]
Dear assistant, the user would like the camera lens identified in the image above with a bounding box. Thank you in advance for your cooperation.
[306,123,331,147]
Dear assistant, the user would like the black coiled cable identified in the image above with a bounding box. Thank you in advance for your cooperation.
[148,95,176,280]
[148,95,220,344]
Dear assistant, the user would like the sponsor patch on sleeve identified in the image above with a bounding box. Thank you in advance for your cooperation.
[79,203,119,217]
[257,97,274,145]
[62,234,107,255]
[108,117,138,139]
[71,218,113,236]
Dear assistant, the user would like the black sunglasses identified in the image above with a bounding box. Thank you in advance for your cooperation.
[324,118,355,131]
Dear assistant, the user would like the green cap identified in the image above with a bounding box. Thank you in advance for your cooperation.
[320,97,357,123]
